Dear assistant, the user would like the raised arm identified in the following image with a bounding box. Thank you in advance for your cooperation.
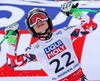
[5,23,36,68]
[60,2,97,41]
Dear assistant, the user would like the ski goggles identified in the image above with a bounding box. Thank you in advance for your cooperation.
[28,12,48,27]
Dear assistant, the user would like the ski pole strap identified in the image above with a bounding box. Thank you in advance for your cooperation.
[7,35,16,45]
[6,30,17,45]
[72,11,82,18]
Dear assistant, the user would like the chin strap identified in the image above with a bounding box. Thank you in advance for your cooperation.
[35,28,52,40]
[39,32,52,41]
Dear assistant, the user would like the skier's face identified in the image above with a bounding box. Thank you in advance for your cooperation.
[28,12,50,36]
[33,19,49,34]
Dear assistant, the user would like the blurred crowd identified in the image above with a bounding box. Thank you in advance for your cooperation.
[22,0,100,1]
[73,0,100,1]
[18,0,100,2]
[37,0,100,1]
[52,0,100,1]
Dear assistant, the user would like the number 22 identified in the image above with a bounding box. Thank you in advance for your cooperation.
[49,52,74,73]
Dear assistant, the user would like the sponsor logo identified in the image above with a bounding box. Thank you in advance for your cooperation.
[44,39,66,59]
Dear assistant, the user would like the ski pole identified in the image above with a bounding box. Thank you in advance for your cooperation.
[0,30,14,45]
[71,8,100,13]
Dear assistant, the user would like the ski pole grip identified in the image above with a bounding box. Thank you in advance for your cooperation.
[0,30,14,45]
[5,30,14,39]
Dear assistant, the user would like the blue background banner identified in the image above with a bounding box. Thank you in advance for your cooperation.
[0,3,99,30]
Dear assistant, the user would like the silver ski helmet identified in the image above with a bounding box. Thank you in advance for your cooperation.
[25,8,53,37]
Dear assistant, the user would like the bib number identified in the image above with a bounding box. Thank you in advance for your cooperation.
[49,52,74,73]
